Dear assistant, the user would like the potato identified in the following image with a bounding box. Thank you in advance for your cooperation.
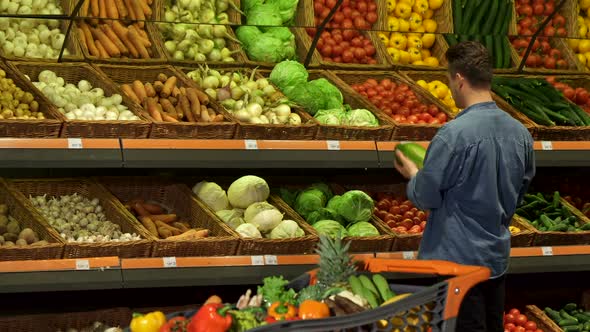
[3,232,17,242]
[6,220,20,235]
[3,241,14,247]
[18,228,38,244]
[15,239,27,246]
[0,204,7,215]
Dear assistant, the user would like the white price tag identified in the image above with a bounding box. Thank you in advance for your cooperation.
[541,246,553,256]
[163,257,177,268]
[68,138,83,149]
[75,259,90,270]
[327,140,340,150]
[541,141,553,150]
[244,140,258,150]
[251,255,265,266]
[402,251,415,260]
[264,255,278,265]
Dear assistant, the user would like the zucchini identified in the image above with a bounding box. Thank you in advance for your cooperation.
[502,38,511,68]
[461,0,482,34]
[540,215,555,228]
[453,0,463,35]
[552,191,561,209]
[580,223,590,231]
[549,224,568,232]
[562,310,579,323]
[546,307,562,321]
[560,319,580,327]
[480,0,499,35]
[492,0,507,35]
[574,313,589,323]
[445,34,459,46]
[500,0,512,34]
[563,325,582,331]
[396,143,426,169]
[571,105,590,126]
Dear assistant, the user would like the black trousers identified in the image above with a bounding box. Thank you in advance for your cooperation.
[455,275,506,332]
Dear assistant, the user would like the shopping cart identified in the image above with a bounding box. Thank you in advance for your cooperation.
[248,258,490,332]
[121,258,490,332]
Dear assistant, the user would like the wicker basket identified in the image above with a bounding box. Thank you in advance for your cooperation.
[94,64,238,139]
[520,198,590,247]
[9,61,152,138]
[309,71,394,140]
[69,0,166,64]
[99,176,240,257]
[524,305,565,332]
[152,0,247,67]
[0,62,63,138]
[511,215,536,248]
[0,0,84,62]
[376,0,452,70]
[186,179,319,255]
[330,70,454,141]
[494,74,590,141]
[0,179,64,261]
[48,307,132,330]
[0,314,45,332]
[8,178,154,258]
[178,67,318,140]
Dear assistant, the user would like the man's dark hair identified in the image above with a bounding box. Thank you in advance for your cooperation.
[445,41,493,89]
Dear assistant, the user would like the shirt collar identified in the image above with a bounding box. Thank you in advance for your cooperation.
[455,101,497,119]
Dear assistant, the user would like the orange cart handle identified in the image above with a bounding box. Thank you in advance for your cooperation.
[365,258,491,320]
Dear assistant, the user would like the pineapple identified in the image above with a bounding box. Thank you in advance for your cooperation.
[315,235,357,289]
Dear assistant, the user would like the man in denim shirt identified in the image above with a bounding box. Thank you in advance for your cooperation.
[395,41,535,331]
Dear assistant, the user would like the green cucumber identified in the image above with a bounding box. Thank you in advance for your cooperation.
[372,274,395,301]
[453,0,463,34]
[360,286,379,309]
[395,143,426,169]
[552,191,561,209]
[467,0,491,35]
[563,325,582,331]
[540,215,555,228]
[358,275,381,302]
[481,0,500,35]
[560,319,580,327]
[580,223,590,230]
[549,224,568,232]
[546,307,562,321]
[502,38,511,68]
[562,310,579,323]
[574,313,589,323]
[492,36,502,69]
[348,276,364,298]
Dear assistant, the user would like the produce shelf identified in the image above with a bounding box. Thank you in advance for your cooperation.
[0,139,588,168]
[1,248,590,293]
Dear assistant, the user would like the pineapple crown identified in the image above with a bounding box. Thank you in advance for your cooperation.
[315,234,357,288]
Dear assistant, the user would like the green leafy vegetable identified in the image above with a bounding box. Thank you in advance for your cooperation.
[337,190,375,224]
[308,78,343,110]
[279,188,300,207]
[345,109,379,127]
[235,26,263,48]
[269,60,309,91]
[269,219,305,238]
[347,221,380,237]
[228,308,267,331]
[314,108,347,125]
[326,195,343,211]
[307,208,344,225]
[246,3,283,28]
[296,285,324,305]
[257,276,297,306]
[310,183,334,200]
[294,188,328,218]
[267,0,300,24]
[313,220,348,238]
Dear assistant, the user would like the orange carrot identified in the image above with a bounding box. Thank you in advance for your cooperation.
[146,97,162,121]
[98,0,106,18]
[114,0,127,17]
[186,88,201,118]
[132,80,147,101]
[90,0,99,16]
[139,0,152,16]
[162,113,180,122]
[81,0,90,17]
[105,0,119,19]
[100,24,128,54]
[79,23,100,56]
[150,214,177,223]
[161,76,177,98]
[91,26,121,57]
[94,40,110,58]
[122,84,140,103]
[141,203,164,214]
[139,216,158,236]
[123,0,135,20]
[200,105,211,122]
[144,83,156,97]
[194,89,209,105]
[129,25,151,47]
[133,202,150,216]
[112,21,138,58]
[131,0,145,27]
[127,28,150,58]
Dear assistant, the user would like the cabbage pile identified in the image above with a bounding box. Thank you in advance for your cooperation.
[236,0,299,62]
[269,61,380,127]
[280,184,378,238]
[194,176,304,239]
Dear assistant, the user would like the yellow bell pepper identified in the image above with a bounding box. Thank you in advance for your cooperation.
[130,311,166,332]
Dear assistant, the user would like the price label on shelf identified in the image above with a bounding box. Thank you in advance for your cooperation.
[68,138,83,149]
[541,141,553,150]
[541,246,553,256]
[402,251,415,260]
[163,257,177,268]
[75,259,90,270]
[244,140,258,150]
[264,255,278,265]
[327,140,340,150]
[251,256,264,266]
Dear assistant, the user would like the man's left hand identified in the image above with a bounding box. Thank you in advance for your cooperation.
[394,150,419,179]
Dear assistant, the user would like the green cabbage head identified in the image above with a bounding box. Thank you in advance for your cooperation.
[269,219,305,238]
[345,109,379,127]
[347,221,380,237]
[294,188,327,219]
[227,175,270,209]
[313,220,348,239]
[306,208,344,225]
[193,181,229,212]
[269,60,308,91]
[336,190,375,224]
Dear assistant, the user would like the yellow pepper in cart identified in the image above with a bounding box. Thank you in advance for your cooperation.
[130,311,166,332]
[509,226,521,234]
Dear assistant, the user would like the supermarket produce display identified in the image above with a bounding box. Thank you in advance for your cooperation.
[0,0,589,330]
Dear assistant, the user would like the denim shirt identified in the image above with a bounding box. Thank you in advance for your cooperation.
[407,101,535,277]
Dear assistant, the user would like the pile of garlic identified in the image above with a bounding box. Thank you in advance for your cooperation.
[30,70,140,121]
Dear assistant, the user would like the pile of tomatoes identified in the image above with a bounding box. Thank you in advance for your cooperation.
[351,78,448,125]
[504,308,543,332]
[546,77,590,114]
[308,0,379,64]
[511,0,569,69]
[373,193,427,234]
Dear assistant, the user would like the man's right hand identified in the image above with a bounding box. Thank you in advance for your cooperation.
[394,150,419,180]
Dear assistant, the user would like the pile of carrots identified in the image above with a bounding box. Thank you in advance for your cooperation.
[125,199,210,240]
[121,72,225,123]
[77,0,154,59]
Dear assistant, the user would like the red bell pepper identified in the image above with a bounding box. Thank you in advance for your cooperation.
[187,304,232,332]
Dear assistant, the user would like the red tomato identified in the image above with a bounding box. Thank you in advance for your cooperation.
[514,327,525,332]
[416,211,426,220]
[525,55,538,67]
[556,27,567,37]
[412,216,421,224]
[505,314,516,324]
[376,200,390,211]
[366,12,378,24]
[436,112,448,123]
[403,211,415,219]
[384,213,396,222]
[398,107,410,117]
[518,4,533,16]
[553,14,565,28]
[509,309,521,316]
[519,17,533,30]
[524,321,537,330]
[505,323,516,331]
[400,219,414,230]
[549,49,561,60]
[576,89,590,104]
[515,314,528,326]
[532,3,544,15]
[563,88,576,100]
[419,221,426,230]
[543,26,556,37]
[427,105,439,116]
[392,114,403,122]
[407,115,419,123]
[399,204,410,214]
[408,225,422,234]
[544,1,554,15]
[389,205,401,215]
[556,59,568,69]
[386,220,396,228]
